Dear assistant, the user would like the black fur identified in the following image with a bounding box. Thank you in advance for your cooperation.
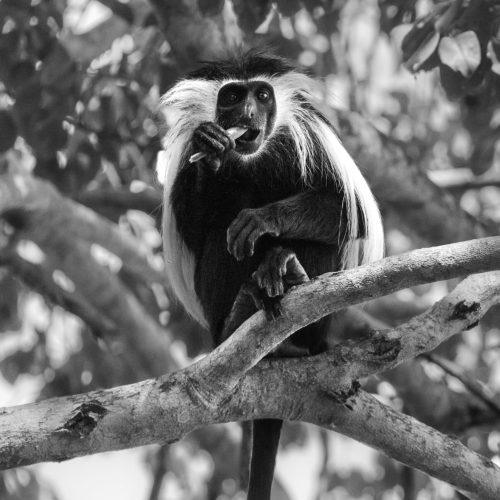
[171,130,347,500]
[187,49,298,82]
[168,54,362,500]
[171,128,347,344]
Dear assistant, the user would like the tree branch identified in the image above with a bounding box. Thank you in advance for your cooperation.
[340,112,498,244]
[195,236,500,390]
[0,171,176,376]
[0,172,164,287]
[347,309,500,434]
[2,238,500,498]
[424,353,500,418]
[314,389,499,500]
[75,187,163,220]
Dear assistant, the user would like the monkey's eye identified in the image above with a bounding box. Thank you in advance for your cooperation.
[257,88,271,102]
[219,86,244,106]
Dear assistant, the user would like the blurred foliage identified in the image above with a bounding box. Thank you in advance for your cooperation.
[1,1,500,500]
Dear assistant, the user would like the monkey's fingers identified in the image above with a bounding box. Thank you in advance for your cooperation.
[227,209,278,260]
[205,155,221,172]
[253,268,284,297]
[268,252,286,296]
[262,295,283,320]
[253,248,286,297]
[192,123,236,169]
[283,254,309,286]
[227,214,253,260]
[253,288,283,320]
[228,226,250,261]
[193,128,226,155]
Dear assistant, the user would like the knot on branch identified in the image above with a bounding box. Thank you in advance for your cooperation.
[367,334,401,362]
[336,332,401,365]
[324,380,361,411]
[57,400,107,439]
[449,300,480,324]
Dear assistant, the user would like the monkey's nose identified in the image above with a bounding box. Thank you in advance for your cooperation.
[244,97,257,118]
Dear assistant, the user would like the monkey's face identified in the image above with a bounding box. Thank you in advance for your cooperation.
[216,81,276,155]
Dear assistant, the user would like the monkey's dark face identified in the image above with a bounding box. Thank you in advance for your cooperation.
[216,81,276,155]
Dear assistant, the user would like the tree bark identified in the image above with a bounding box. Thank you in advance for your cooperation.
[2,238,500,498]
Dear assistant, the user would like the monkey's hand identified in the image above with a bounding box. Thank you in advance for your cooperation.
[227,207,280,261]
[192,122,236,172]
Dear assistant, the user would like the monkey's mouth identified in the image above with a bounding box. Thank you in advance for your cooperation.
[236,128,260,143]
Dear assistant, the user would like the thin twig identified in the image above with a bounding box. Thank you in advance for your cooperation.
[423,353,500,417]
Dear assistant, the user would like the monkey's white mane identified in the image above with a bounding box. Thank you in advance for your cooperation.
[159,72,384,327]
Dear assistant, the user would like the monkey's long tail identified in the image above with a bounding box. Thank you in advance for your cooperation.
[247,418,283,500]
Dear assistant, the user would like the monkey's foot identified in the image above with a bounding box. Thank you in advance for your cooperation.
[251,247,310,320]
[241,281,283,321]
[253,247,309,295]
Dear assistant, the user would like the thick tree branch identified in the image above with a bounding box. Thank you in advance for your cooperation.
[0,171,176,376]
[2,239,500,498]
[75,187,163,221]
[313,389,499,500]
[0,172,164,286]
[195,236,500,390]
[345,309,500,434]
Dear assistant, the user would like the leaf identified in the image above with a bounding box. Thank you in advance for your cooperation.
[438,31,481,77]
[402,15,436,58]
[391,23,413,50]
[404,30,440,72]
[439,64,468,100]
[0,109,17,152]
[439,54,489,101]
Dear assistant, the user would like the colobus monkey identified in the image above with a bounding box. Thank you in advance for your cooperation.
[160,50,384,500]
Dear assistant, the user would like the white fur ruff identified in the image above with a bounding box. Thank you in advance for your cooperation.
[159,72,384,327]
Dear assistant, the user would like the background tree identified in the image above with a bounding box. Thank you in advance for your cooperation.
[0,0,500,499]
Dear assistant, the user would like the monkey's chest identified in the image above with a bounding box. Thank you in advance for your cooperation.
[194,226,259,334]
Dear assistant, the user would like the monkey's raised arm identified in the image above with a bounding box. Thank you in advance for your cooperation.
[227,189,355,261]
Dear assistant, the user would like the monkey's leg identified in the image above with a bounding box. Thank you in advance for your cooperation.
[220,247,309,341]
[220,249,310,500]
[218,282,260,344]
[218,279,279,495]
